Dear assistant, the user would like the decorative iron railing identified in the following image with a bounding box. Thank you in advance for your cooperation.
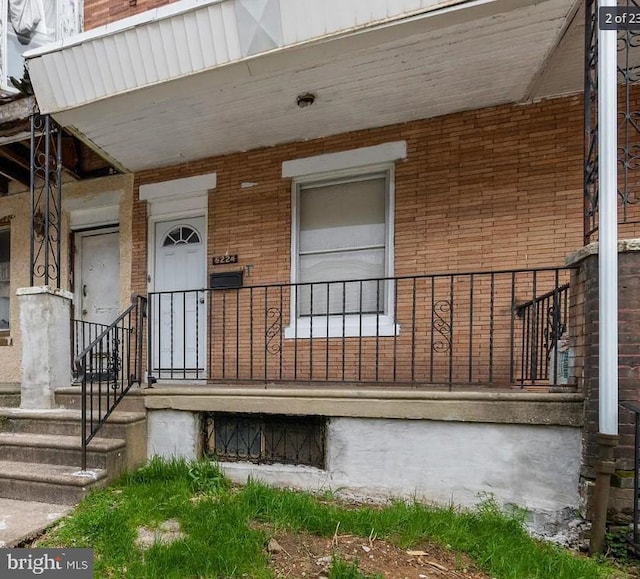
[74,295,146,470]
[147,268,573,388]
[584,0,640,244]
[72,319,111,362]
[514,282,570,385]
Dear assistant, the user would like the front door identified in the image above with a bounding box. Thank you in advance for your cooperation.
[152,217,206,378]
[74,229,120,353]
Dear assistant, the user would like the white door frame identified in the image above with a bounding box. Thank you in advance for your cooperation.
[73,225,120,321]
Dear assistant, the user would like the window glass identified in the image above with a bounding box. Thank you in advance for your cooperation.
[297,174,387,315]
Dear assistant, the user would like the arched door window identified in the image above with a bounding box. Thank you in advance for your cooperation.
[162,226,201,247]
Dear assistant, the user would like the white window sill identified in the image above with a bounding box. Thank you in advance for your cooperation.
[284,315,400,339]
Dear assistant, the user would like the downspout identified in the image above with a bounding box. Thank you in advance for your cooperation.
[589,0,619,556]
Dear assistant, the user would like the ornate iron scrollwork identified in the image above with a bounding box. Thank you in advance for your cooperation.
[30,114,63,287]
[432,300,452,353]
[265,307,282,354]
[543,300,566,359]
[584,0,640,243]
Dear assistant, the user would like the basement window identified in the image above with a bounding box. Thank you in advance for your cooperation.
[202,413,326,469]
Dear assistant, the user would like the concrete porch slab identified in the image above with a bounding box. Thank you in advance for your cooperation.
[0,498,71,548]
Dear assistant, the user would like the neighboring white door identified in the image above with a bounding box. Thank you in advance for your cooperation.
[75,230,120,325]
[152,217,206,377]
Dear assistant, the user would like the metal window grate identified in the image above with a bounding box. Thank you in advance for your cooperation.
[202,413,326,469]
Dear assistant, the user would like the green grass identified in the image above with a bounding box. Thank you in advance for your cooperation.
[38,457,620,579]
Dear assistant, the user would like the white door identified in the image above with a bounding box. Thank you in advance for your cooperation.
[152,217,206,378]
[74,230,120,354]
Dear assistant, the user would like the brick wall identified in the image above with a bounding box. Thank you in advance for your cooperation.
[129,93,634,385]
[84,0,178,30]
[134,94,591,296]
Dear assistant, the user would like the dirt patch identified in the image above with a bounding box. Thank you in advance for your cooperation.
[267,530,490,578]
[134,519,185,551]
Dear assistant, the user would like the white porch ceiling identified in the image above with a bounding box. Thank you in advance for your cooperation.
[26,0,581,172]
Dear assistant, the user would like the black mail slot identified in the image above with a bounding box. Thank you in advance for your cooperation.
[210,271,243,289]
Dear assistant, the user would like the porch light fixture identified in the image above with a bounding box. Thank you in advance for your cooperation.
[296,92,315,108]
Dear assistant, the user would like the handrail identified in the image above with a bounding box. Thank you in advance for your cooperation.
[75,295,147,471]
[515,282,571,316]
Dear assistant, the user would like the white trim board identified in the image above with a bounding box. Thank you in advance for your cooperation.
[282,141,407,178]
[140,173,216,217]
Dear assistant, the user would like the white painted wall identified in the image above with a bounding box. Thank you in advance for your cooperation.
[147,413,582,522]
[325,418,581,514]
[18,287,73,408]
[147,410,199,460]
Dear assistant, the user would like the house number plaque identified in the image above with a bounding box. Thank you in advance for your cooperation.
[213,254,238,265]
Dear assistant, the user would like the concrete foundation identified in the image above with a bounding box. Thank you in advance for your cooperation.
[18,287,72,409]
[147,409,583,523]
[147,410,199,460]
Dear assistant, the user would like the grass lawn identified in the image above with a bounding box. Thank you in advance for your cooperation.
[36,458,624,578]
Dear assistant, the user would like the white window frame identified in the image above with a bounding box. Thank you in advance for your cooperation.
[286,163,398,339]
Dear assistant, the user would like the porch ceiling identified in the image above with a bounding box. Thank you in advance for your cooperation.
[26,0,580,172]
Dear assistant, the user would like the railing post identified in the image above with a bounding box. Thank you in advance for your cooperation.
[79,357,87,472]
[137,296,146,385]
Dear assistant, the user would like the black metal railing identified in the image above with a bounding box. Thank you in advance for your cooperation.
[147,267,573,388]
[622,401,640,554]
[75,295,146,470]
[515,282,570,385]
[72,319,111,363]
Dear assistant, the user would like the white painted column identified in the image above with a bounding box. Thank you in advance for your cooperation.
[18,287,73,409]
[598,0,618,436]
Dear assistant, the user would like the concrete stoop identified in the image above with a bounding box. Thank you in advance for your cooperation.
[0,406,147,505]
[55,387,146,413]
[0,384,20,408]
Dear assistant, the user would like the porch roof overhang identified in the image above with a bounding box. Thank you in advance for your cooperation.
[25,0,582,173]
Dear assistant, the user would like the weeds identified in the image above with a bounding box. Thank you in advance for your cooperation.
[38,458,620,579]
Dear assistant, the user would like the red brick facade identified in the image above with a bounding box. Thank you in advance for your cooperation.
[84,0,179,30]
[133,94,600,297]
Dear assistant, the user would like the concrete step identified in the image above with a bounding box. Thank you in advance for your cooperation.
[55,387,146,413]
[0,408,148,473]
[0,394,20,407]
[0,384,20,408]
[0,461,108,505]
[0,433,126,472]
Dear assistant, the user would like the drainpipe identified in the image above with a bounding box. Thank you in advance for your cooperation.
[590,0,619,555]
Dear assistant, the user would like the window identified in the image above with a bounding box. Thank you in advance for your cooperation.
[203,413,326,468]
[162,226,201,246]
[283,141,406,338]
[297,173,388,316]
[0,227,9,331]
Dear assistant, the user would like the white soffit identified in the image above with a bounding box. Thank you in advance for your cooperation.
[26,0,470,114]
[25,0,579,172]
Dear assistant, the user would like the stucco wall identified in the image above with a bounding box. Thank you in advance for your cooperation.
[0,192,30,383]
[0,174,134,385]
